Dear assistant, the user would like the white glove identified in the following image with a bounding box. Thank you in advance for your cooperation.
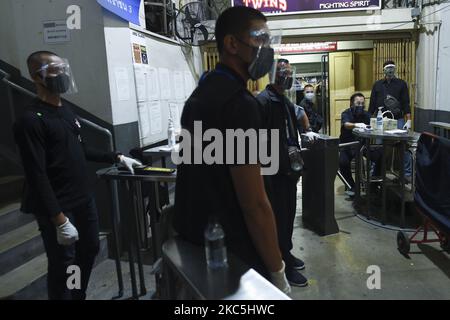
[403,120,412,130]
[56,218,79,246]
[354,123,366,129]
[119,155,142,174]
[304,131,320,142]
[270,261,291,294]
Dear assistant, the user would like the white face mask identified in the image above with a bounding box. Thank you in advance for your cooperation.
[305,92,315,101]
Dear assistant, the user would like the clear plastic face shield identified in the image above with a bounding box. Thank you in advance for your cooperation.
[35,58,78,94]
[245,28,282,81]
[383,64,396,79]
[274,62,296,91]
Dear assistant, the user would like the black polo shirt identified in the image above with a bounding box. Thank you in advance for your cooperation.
[368,77,410,119]
[339,107,370,143]
[13,99,118,217]
[256,85,299,177]
[173,63,268,276]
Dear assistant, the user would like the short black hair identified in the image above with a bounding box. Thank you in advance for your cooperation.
[215,6,267,54]
[350,92,365,104]
[383,60,395,68]
[278,58,289,65]
[27,51,58,74]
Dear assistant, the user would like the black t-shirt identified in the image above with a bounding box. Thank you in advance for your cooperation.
[173,63,268,276]
[368,78,410,119]
[13,99,117,216]
[339,107,370,143]
[256,85,299,177]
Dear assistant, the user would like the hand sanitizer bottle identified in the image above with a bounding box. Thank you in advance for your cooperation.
[377,107,384,131]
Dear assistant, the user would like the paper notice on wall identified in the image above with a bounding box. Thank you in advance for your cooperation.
[114,67,130,101]
[134,64,147,102]
[138,102,150,139]
[140,45,148,64]
[43,20,70,44]
[149,101,162,135]
[146,66,160,100]
[169,102,181,131]
[173,71,185,100]
[158,68,171,100]
[184,71,195,98]
[132,44,142,64]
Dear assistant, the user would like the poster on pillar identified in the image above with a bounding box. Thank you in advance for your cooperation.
[97,0,141,25]
[231,0,381,15]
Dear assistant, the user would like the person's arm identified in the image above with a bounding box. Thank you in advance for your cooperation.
[368,83,377,116]
[77,119,141,172]
[401,81,411,119]
[14,117,63,221]
[229,164,283,272]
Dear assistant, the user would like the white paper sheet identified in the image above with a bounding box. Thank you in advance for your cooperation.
[137,102,150,139]
[146,66,160,100]
[149,101,162,135]
[184,71,194,98]
[114,67,130,101]
[173,71,185,100]
[158,68,171,100]
[169,102,181,131]
[134,64,147,102]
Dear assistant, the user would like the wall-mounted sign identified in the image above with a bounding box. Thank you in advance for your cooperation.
[275,42,337,54]
[231,0,381,15]
[43,20,70,44]
[97,0,141,25]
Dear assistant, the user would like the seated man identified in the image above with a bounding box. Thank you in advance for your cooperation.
[339,93,381,196]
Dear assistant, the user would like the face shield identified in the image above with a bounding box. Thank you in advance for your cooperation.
[274,63,295,91]
[383,64,396,79]
[244,28,282,81]
[35,59,78,94]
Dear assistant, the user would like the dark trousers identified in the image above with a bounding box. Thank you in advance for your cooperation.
[339,147,383,190]
[339,148,358,189]
[266,174,298,268]
[35,197,100,300]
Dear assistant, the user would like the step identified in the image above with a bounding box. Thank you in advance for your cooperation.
[0,234,109,300]
[0,201,34,235]
[0,176,24,205]
[0,221,44,276]
[0,253,48,300]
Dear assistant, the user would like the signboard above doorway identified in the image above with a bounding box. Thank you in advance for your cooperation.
[275,42,337,54]
[231,0,381,15]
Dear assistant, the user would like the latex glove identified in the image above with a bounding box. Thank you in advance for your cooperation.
[354,123,366,129]
[119,155,142,174]
[56,218,79,246]
[304,131,320,142]
[270,261,291,294]
[403,120,411,130]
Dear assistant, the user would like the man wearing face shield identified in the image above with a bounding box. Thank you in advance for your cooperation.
[173,7,290,294]
[13,51,141,300]
[299,84,323,133]
[256,59,315,287]
[368,60,412,180]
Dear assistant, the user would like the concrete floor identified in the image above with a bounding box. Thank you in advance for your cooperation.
[87,178,450,300]
[289,179,450,300]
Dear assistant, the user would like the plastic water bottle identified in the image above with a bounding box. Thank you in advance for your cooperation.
[377,107,384,131]
[204,218,228,269]
[168,119,176,148]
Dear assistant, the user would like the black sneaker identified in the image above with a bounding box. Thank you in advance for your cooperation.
[285,268,308,287]
[286,254,305,270]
